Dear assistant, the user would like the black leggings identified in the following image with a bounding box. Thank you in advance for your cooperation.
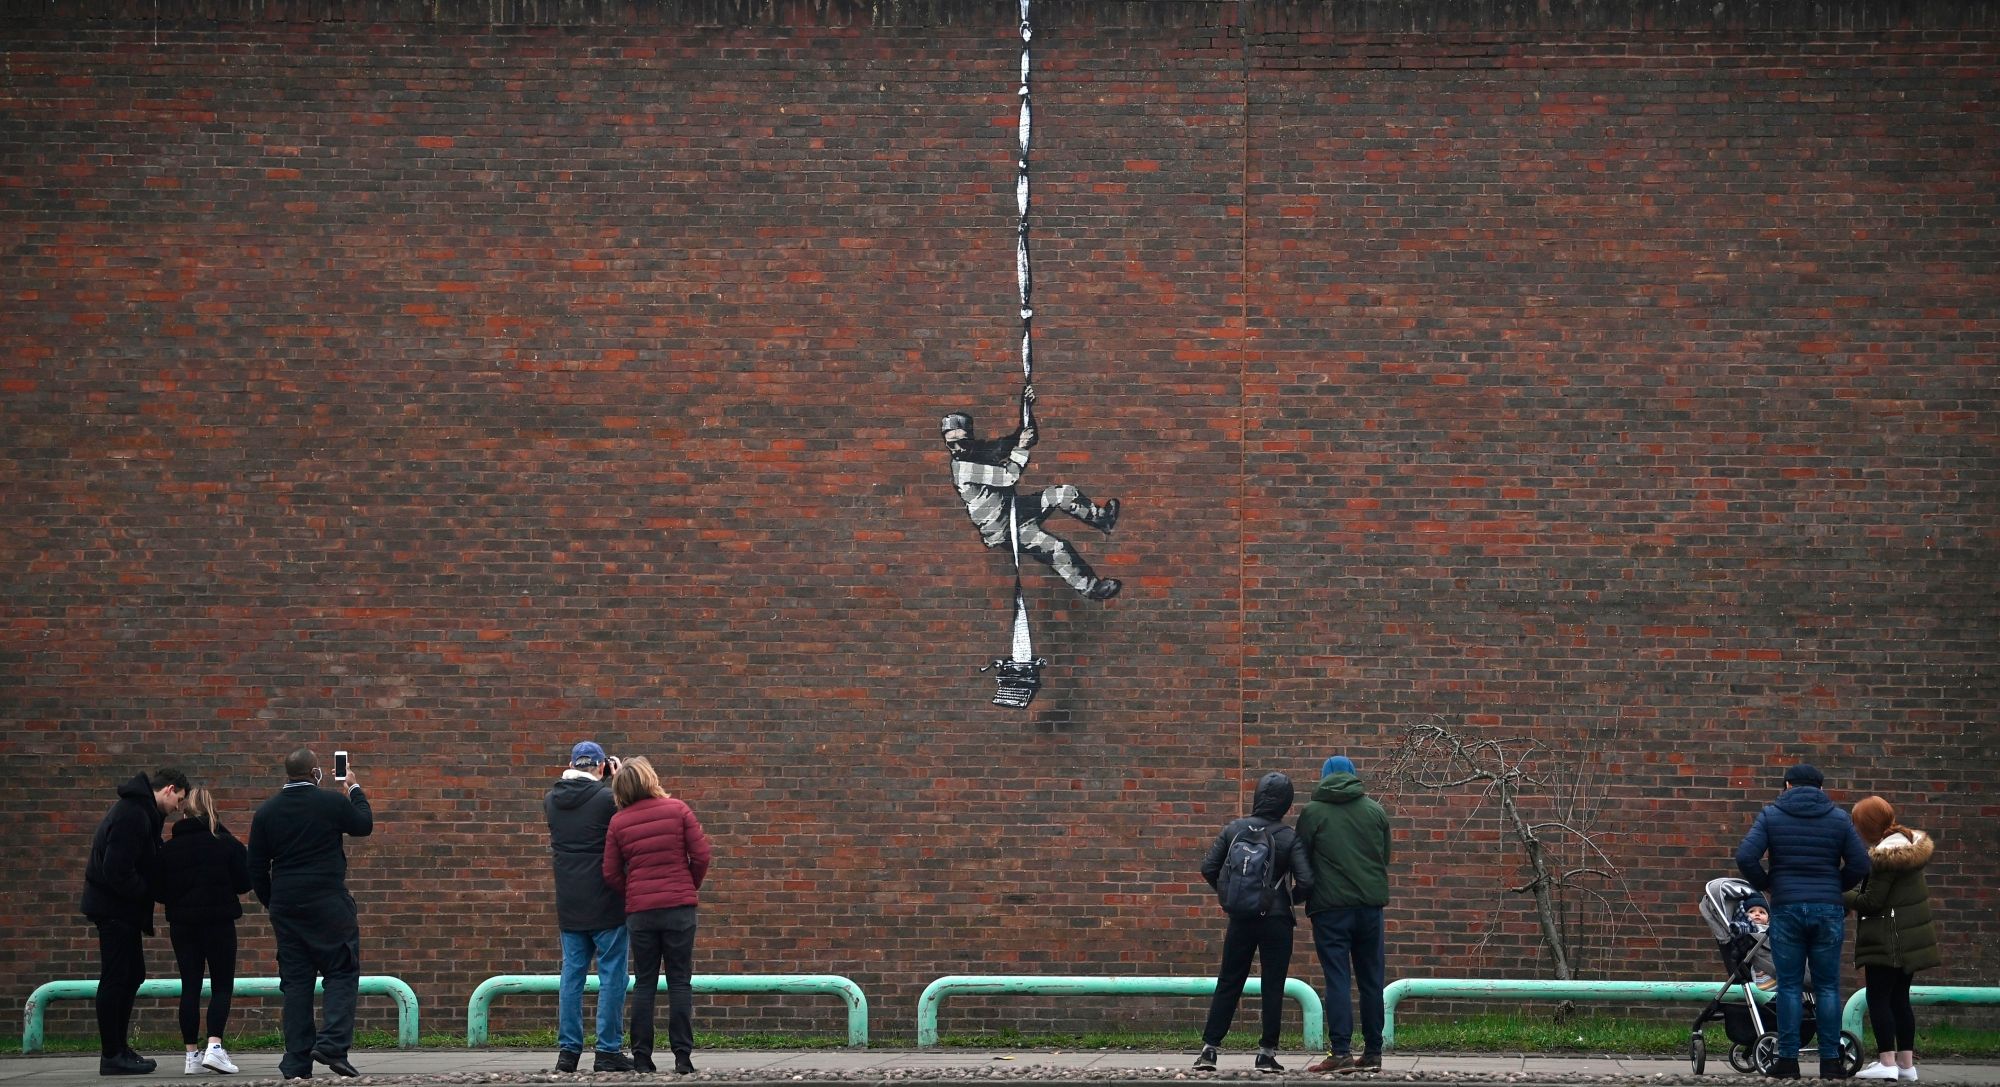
[1864,965,1916,1053]
[170,921,238,1045]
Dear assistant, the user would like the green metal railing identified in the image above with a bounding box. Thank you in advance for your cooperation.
[916,975,1325,1050]
[466,974,868,1047]
[22,976,419,1054]
[1841,986,2000,1043]
[1381,978,1766,1049]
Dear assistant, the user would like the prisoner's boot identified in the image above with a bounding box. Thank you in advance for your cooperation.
[1086,578,1122,601]
[1094,498,1120,534]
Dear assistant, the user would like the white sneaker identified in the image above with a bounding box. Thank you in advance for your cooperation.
[185,1052,203,1075]
[201,1043,239,1074]
[1856,1063,1901,1080]
[1899,1068,1918,1082]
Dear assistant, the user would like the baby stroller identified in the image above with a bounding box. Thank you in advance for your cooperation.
[1689,877,1862,1075]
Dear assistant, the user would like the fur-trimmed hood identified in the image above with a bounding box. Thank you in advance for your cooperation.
[1868,825,1933,873]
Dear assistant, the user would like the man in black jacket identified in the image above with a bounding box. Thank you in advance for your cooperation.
[543,741,632,1073]
[1195,772,1314,1074]
[248,749,373,1081]
[81,768,189,1075]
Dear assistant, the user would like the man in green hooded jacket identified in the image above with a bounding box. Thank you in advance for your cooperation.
[1294,756,1392,1074]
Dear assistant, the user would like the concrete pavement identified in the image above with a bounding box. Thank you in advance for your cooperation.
[2,1050,1997,1087]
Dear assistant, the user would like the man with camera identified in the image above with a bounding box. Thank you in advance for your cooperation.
[544,742,634,1073]
[248,749,373,1081]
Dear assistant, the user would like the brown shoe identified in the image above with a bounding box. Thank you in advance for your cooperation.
[1336,1053,1383,1074]
[1305,1054,1350,1074]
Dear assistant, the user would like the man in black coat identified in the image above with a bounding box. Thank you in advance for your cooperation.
[248,749,373,1081]
[82,768,189,1075]
[543,741,632,1073]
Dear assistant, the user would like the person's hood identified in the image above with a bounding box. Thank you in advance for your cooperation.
[549,774,608,810]
[1869,826,1933,873]
[169,817,216,839]
[1313,772,1367,804]
[1250,772,1294,821]
[1773,784,1835,818]
[117,773,154,805]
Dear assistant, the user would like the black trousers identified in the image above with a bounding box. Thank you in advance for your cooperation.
[269,897,361,1079]
[628,907,698,1061]
[92,918,147,1059]
[1864,966,1917,1053]
[170,921,239,1044]
[1201,914,1295,1050]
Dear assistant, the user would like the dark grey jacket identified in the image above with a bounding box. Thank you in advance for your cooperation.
[545,773,625,932]
[1200,772,1314,925]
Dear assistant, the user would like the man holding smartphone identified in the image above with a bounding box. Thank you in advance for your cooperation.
[543,742,633,1072]
[248,749,373,1081]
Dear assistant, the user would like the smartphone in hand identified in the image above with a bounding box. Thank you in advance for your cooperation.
[334,750,349,781]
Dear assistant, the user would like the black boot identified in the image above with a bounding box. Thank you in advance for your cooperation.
[1094,498,1120,534]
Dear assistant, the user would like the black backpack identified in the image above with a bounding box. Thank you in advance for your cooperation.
[1217,819,1285,919]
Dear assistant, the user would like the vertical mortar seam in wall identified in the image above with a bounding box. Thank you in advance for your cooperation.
[1237,0,1250,800]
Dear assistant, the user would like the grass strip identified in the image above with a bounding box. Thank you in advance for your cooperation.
[8,1018,1999,1058]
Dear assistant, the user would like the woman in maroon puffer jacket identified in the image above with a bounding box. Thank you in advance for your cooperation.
[603,757,711,1075]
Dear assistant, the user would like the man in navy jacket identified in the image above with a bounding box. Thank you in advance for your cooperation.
[249,750,373,1081]
[1736,763,1871,1079]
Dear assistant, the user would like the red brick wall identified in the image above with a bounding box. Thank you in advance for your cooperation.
[4,0,1995,1043]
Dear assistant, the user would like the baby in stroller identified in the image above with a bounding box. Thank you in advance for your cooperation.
[1690,878,1859,1075]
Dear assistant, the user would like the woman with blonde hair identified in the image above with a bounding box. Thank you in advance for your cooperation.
[153,787,251,1075]
[1845,796,1938,1082]
[603,757,711,1075]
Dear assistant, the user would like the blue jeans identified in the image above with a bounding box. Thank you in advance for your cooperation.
[1311,907,1386,1056]
[558,927,629,1054]
[1770,903,1843,1060]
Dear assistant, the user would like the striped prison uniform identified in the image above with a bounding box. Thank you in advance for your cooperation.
[948,430,1112,599]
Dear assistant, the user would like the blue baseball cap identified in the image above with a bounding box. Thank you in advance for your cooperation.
[570,741,606,767]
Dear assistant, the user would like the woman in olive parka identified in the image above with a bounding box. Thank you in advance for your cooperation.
[1843,796,1939,1082]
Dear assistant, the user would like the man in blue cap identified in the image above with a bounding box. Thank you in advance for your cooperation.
[1296,755,1392,1074]
[543,742,633,1072]
[1736,763,1872,1079]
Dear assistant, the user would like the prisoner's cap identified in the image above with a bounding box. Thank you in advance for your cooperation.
[570,741,606,767]
[940,413,971,437]
[1783,763,1824,788]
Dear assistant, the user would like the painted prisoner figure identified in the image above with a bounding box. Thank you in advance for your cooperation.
[942,384,1121,601]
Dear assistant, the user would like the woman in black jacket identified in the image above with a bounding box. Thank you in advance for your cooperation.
[154,788,250,1075]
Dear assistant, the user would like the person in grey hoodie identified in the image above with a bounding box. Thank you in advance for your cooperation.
[1736,763,1871,1079]
[1294,755,1392,1074]
[1194,772,1313,1074]
[543,742,632,1073]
